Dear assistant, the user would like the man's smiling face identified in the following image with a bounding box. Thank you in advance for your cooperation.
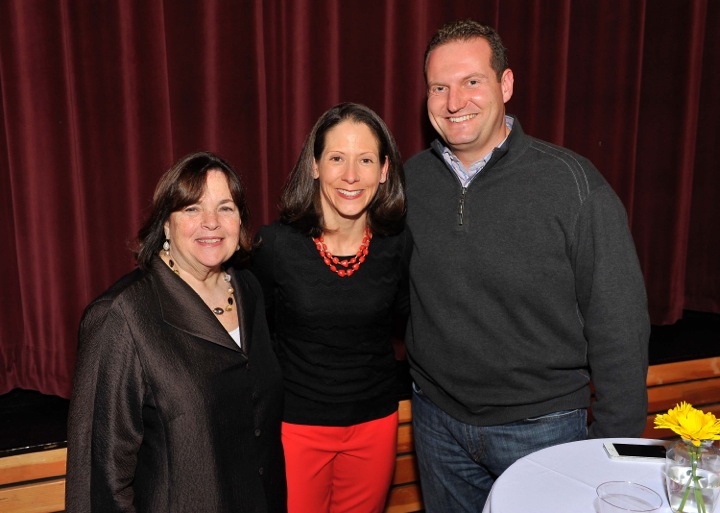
[426,37,514,167]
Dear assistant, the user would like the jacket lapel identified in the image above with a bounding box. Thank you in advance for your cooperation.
[151,256,243,353]
[228,267,256,355]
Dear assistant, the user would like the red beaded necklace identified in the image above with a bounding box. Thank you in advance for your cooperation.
[313,226,372,277]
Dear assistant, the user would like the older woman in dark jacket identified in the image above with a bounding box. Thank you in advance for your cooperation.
[66,152,286,513]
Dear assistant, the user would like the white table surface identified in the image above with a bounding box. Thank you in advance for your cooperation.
[482,438,673,513]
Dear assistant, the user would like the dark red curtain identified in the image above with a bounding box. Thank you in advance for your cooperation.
[1,0,718,398]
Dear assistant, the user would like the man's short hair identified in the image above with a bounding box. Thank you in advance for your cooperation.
[424,19,509,81]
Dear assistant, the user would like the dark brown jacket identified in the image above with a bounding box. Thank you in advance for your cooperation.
[66,256,286,512]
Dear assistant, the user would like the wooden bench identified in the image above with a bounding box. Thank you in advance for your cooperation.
[385,398,423,513]
[0,447,66,513]
[3,356,719,513]
[643,356,720,439]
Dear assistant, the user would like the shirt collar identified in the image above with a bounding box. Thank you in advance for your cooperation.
[438,115,514,186]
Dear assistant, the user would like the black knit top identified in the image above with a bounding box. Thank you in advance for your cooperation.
[251,221,411,426]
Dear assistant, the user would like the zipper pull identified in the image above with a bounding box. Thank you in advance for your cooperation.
[458,187,467,225]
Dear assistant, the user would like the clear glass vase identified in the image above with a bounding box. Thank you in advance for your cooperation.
[665,440,720,513]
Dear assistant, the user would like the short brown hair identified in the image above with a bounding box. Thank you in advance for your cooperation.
[424,19,509,81]
[135,151,252,269]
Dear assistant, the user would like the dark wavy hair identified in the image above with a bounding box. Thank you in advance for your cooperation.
[135,151,252,270]
[424,19,509,81]
[279,102,406,238]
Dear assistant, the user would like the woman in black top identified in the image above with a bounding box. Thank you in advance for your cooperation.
[252,103,410,513]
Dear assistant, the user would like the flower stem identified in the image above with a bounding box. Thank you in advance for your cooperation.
[693,455,705,513]
[678,473,690,512]
[677,444,706,513]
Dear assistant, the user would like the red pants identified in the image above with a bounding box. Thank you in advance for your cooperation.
[282,411,398,513]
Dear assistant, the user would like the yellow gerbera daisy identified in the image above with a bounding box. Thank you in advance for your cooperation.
[654,401,720,446]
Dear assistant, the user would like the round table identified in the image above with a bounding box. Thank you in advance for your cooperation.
[481,438,672,513]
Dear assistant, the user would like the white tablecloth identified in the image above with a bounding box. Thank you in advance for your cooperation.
[482,438,672,513]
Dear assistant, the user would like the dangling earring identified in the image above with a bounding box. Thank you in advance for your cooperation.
[163,239,178,274]
[236,244,240,252]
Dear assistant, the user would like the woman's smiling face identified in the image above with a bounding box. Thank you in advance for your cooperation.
[313,120,388,229]
[163,169,240,278]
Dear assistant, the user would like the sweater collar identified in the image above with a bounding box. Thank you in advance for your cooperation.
[431,114,524,172]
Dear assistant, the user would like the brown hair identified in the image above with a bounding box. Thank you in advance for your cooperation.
[424,19,509,81]
[279,102,406,237]
[135,151,252,269]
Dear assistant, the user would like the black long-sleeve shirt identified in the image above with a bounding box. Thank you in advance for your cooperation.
[251,221,412,426]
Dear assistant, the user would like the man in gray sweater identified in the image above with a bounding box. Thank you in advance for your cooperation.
[404,20,650,512]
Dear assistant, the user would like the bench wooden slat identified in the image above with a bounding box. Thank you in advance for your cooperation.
[646,357,720,386]
[0,478,65,513]
[0,449,67,487]
[385,482,423,513]
[647,377,720,413]
[392,454,419,485]
[644,357,720,440]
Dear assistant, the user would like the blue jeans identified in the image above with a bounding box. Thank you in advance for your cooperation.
[412,384,587,513]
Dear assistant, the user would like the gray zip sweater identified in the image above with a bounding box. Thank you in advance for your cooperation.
[405,116,650,437]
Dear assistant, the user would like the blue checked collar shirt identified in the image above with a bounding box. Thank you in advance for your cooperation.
[439,115,514,187]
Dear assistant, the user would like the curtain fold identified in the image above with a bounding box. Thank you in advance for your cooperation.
[685,1,720,314]
[633,1,708,323]
[1,0,717,397]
